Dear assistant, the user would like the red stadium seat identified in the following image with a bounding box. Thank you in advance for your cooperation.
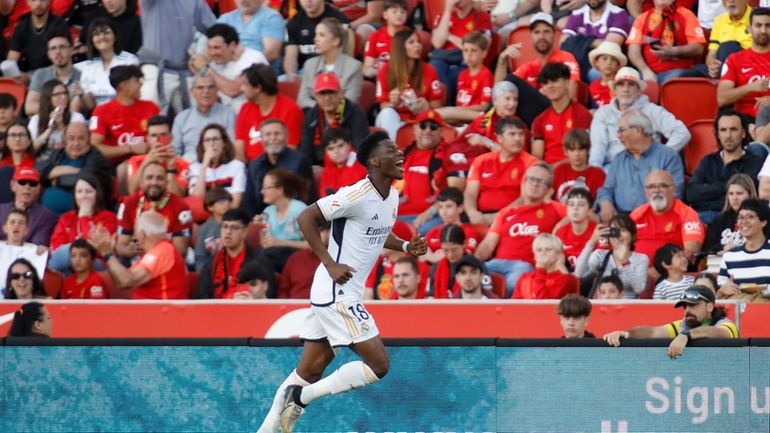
[643,80,659,104]
[507,27,562,72]
[416,29,433,58]
[659,78,719,127]
[358,80,377,114]
[278,80,301,101]
[97,271,122,299]
[490,272,507,298]
[423,0,444,30]
[683,119,719,175]
[484,32,501,69]
[247,222,262,248]
[187,272,200,299]
[0,78,26,116]
[576,80,590,107]
[43,268,63,298]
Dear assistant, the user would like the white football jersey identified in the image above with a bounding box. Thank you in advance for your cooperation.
[311,178,399,306]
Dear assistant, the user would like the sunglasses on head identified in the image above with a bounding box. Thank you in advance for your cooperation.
[680,289,710,304]
[16,180,39,187]
[10,270,33,280]
[418,121,440,131]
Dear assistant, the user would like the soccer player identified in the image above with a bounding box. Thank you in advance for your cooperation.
[258,131,428,433]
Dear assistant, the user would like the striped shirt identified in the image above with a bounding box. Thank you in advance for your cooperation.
[718,241,770,286]
[653,275,695,300]
[574,246,649,298]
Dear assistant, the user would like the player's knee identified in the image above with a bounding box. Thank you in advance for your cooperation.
[368,358,389,379]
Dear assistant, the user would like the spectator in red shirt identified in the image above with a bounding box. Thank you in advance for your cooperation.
[630,169,705,263]
[427,223,468,298]
[552,128,606,202]
[496,12,580,98]
[445,80,521,190]
[532,62,593,164]
[235,63,304,161]
[456,31,494,112]
[465,117,538,226]
[89,210,188,299]
[362,0,407,79]
[392,255,426,299]
[514,233,579,299]
[375,29,443,140]
[0,123,36,169]
[198,208,274,298]
[555,187,598,269]
[125,115,189,197]
[587,41,626,108]
[90,65,160,164]
[317,128,367,198]
[717,9,770,119]
[430,0,492,105]
[626,0,706,84]
[60,238,108,299]
[422,187,481,263]
[476,162,566,296]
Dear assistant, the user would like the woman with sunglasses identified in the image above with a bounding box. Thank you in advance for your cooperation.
[7,301,53,337]
[375,29,443,140]
[2,258,47,300]
[0,123,36,169]
[74,17,139,111]
[28,79,86,162]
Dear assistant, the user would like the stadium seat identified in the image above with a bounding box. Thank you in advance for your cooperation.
[643,80,659,104]
[97,271,122,299]
[659,78,719,127]
[423,0,444,29]
[484,32,501,69]
[278,80,301,101]
[683,119,719,175]
[354,31,364,58]
[187,272,200,299]
[490,272,506,298]
[358,80,377,115]
[467,223,489,240]
[639,273,657,299]
[507,27,562,71]
[0,78,25,116]
[247,221,262,248]
[417,29,433,58]
[43,268,63,298]
[184,195,210,224]
[576,80,590,107]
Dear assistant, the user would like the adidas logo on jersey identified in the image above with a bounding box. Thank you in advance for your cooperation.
[338,289,345,295]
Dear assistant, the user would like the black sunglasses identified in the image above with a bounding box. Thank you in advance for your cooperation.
[16,180,39,187]
[10,271,34,281]
[418,121,440,131]
[680,289,710,304]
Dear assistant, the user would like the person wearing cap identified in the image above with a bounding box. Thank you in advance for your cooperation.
[464,117,538,226]
[296,18,362,110]
[454,254,499,299]
[717,198,770,300]
[596,110,685,218]
[682,0,751,79]
[0,167,56,247]
[398,108,448,235]
[495,12,580,98]
[589,66,690,168]
[717,8,770,119]
[626,0,706,84]
[89,65,161,164]
[587,41,626,107]
[603,285,738,358]
[299,72,368,169]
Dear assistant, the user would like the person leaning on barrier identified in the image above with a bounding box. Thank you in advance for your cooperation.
[603,286,739,359]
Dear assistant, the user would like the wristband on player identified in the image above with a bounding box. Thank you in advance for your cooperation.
[402,241,411,254]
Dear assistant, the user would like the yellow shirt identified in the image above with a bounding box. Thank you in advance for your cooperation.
[709,6,753,51]
[666,318,739,339]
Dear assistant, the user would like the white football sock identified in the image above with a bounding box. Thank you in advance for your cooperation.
[299,361,379,405]
[257,370,310,433]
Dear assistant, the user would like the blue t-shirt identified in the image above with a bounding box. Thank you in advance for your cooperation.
[217,7,285,53]
[263,199,307,241]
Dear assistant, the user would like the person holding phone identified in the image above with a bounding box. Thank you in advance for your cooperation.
[125,115,189,197]
[574,213,650,298]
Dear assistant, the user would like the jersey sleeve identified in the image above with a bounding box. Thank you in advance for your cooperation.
[89,105,108,137]
[665,320,682,338]
[466,156,483,182]
[424,66,443,102]
[532,112,545,140]
[489,208,508,236]
[683,9,707,44]
[626,14,646,45]
[170,201,193,237]
[316,183,365,221]
[116,199,136,236]
[132,243,175,279]
[720,52,738,82]
[715,319,739,338]
[286,103,304,147]
[679,205,705,243]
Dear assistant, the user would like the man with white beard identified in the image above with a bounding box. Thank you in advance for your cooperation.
[630,169,704,264]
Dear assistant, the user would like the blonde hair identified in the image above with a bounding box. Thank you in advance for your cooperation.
[722,173,758,213]
[532,233,564,253]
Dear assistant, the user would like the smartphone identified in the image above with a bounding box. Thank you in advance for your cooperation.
[608,227,621,238]
[649,39,662,50]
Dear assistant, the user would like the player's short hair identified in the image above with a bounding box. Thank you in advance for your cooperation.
[537,62,571,84]
[0,93,17,110]
[739,198,770,223]
[563,128,591,150]
[439,224,466,245]
[751,7,770,23]
[394,255,420,274]
[557,294,592,318]
[109,65,142,90]
[321,127,351,149]
[653,243,683,279]
[204,187,233,209]
[566,187,593,207]
[47,29,71,45]
[356,130,391,167]
[495,117,526,136]
[222,208,250,227]
[205,23,239,44]
[71,238,97,259]
[436,187,464,205]
[384,0,408,11]
[462,31,489,50]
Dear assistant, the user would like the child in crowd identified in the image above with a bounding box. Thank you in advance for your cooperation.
[422,187,481,263]
[555,187,597,269]
[587,41,626,108]
[0,209,47,280]
[455,31,494,112]
[427,224,469,298]
[60,239,108,299]
[557,294,595,338]
[514,233,579,299]
[231,261,274,300]
[653,243,695,300]
[194,188,232,272]
[318,128,367,198]
[552,128,606,203]
[595,274,625,299]
[362,0,408,78]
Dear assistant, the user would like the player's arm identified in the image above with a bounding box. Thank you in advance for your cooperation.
[384,232,428,256]
[297,203,356,284]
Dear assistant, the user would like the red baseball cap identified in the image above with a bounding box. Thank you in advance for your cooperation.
[314,72,341,93]
[415,109,446,127]
[13,167,40,182]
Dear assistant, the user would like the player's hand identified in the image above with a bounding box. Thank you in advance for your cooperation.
[326,262,357,285]
[667,334,687,359]
[603,330,629,347]
[407,235,428,256]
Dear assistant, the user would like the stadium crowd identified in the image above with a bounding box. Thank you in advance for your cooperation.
[0,0,769,306]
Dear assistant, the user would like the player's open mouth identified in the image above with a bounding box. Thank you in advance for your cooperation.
[395,159,404,169]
